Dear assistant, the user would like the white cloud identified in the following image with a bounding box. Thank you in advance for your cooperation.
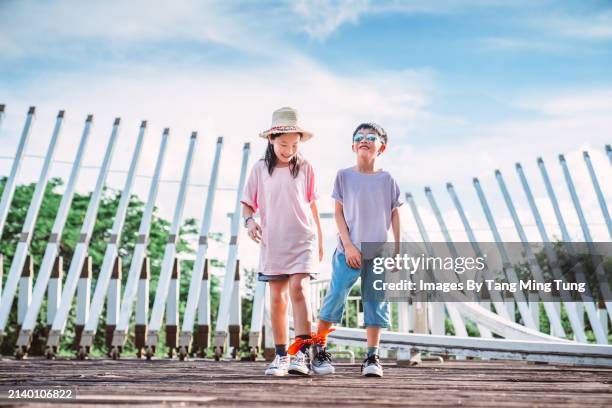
[290,0,549,40]
[539,10,612,40]
[0,0,555,56]
[479,37,564,52]
[0,55,434,274]
[514,90,612,116]
[292,0,370,40]
[0,0,296,59]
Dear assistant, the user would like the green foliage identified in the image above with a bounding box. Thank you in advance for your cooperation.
[0,177,253,357]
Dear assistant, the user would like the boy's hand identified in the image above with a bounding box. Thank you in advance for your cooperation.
[246,219,262,243]
[391,243,401,273]
[345,244,362,269]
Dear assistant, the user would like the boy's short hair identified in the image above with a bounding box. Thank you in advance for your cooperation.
[352,122,388,144]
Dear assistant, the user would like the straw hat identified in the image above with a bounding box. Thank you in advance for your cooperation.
[259,107,313,141]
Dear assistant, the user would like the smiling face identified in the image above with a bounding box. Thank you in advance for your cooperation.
[352,127,386,159]
[269,132,301,164]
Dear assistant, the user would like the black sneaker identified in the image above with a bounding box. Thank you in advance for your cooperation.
[311,347,335,375]
[361,354,383,377]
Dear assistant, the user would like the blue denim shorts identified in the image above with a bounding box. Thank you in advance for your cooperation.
[318,249,390,328]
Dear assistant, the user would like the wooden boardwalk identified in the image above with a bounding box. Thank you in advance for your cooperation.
[0,357,611,407]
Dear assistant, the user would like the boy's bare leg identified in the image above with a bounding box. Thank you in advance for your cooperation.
[312,318,336,374]
[317,319,333,334]
[366,326,382,348]
[361,326,384,376]
[269,280,289,345]
[288,273,312,336]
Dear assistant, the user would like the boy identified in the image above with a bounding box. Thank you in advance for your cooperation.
[313,122,402,377]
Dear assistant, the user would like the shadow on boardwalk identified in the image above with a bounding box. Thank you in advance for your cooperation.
[0,358,611,407]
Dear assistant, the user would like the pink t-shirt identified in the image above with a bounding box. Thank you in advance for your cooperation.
[241,159,319,275]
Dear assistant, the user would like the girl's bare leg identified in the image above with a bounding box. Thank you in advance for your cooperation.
[269,279,289,345]
[288,273,312,336]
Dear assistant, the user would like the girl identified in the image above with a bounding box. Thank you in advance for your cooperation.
[241,106,323,376]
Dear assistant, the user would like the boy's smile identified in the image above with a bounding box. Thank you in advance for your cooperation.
[352,129,385,158]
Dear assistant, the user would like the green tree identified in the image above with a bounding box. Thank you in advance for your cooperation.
[0,177,249,356]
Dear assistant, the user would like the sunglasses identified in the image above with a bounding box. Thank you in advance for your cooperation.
[353,133,381,143]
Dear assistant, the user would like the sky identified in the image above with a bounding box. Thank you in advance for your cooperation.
[0,0,611,276]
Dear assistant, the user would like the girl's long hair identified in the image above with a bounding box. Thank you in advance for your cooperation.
[264,132,302,178]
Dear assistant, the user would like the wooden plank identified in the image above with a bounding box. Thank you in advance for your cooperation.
[0,359,610,407]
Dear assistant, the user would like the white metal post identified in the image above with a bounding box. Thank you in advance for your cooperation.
[405,192,467,337]
[79,121,147,356]
[505,293,516,322]
[0,110,64,335]
[17,256,33,326]
[495,170,566,337]
[45,118,121,358]
[104,257,121,353]
[583,151,612,239]
[166,258,180,357]
[528,291,540,332]
[0,106,35,240]
[425,186,493,338]
[472,178,538,330]
[46,257,63,327]
[406,192,467,363]
[213,143,251,360]
[536,157,607,343]
[428,303,445,335]
[446,183,510,320]
[194,259,210,357]
[248,281,266,360]
[74,256,92,350]
[144,132,198,359]
[395,300,412,362]
[111,129,169,357]
[14,115,93,357]
[178,136,224,359]
[134,257,150,358]
[559,154,612,324]
[0,104,5,132]
[228,260,242,358]
[515,163,588,341]
[263,289,275,361]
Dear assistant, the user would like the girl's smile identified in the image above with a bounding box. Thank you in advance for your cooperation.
[270,132,301,164]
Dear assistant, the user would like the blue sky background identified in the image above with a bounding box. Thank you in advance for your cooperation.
[1,0,611,272]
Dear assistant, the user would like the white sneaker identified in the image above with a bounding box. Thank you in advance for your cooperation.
[265,355,290,376]
[312,348,335,375]
[288,350,311,375]
[361,355,383,377]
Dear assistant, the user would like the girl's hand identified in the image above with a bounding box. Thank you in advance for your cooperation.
[247,219,262,243]
[345,243,362,269]
[318,242,324,262]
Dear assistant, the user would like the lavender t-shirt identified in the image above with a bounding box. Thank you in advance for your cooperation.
[332,167,403,254]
